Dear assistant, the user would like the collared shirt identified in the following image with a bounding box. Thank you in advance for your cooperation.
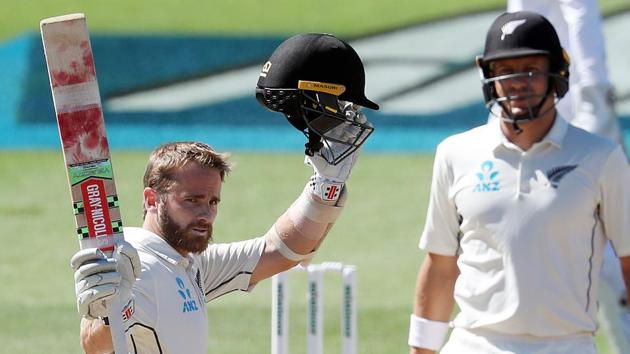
[419,117,630,337]
[121,227,265,353]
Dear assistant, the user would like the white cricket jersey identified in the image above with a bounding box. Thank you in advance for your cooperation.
[120,227,265,353]
[419,117,630,337]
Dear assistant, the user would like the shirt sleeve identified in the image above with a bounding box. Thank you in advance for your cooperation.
[199,237,266,302]
[419,142,462,256]
[600,145,630,256]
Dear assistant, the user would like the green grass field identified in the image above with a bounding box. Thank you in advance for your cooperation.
[1,0,627,40]
[0,151,614,353]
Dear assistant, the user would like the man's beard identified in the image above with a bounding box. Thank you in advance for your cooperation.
[158,207,212,254]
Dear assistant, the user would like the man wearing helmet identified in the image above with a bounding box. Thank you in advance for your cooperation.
[71,34,377,354]
[506,2,630,352]
[408,11,630,354]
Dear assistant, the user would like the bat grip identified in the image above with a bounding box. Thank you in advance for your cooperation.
[104,240,129,353]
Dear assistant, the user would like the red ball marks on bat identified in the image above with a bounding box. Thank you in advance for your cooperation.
[57,107,109,164]
[81,40,95,72]
[84,130,100,150]
[52,69,86,86]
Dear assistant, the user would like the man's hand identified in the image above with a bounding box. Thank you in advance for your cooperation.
[306,105,371,182]
[71,240,141,319]
[305,105,372,203]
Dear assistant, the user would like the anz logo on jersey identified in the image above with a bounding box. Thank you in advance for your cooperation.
[473,160,500,192]
[176,277,200,313]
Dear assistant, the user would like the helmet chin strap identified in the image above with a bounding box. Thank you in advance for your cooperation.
[511,120,524,134]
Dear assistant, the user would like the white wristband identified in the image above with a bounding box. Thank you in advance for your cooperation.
[289,185,344,224]
[408,314,450,351]
[267,225,315,262]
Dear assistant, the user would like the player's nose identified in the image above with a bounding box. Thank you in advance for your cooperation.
[504,75,529,90]
[196,205,216,224]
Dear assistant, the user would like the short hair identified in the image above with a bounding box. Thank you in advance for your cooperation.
[142,142,232,216]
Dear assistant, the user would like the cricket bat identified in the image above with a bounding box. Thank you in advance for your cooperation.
[40,13,129,353]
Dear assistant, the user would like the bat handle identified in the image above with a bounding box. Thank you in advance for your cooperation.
[108,295,129,353]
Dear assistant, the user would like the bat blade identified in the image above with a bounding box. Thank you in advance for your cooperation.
[40,13,123,252]
[41,13,128,353]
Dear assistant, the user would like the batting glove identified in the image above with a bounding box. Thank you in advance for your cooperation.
[70,240,141,319]
[305,104,371,203]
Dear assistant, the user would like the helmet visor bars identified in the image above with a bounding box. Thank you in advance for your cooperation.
[298,90,373,165]
[256,86,374,165]
[484,71,558,123]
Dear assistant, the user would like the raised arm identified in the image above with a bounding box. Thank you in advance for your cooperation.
[250,109,372,284]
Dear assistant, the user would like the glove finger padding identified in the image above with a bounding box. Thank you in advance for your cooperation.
[114,240,142,284]
[69,240,141,319]
[71,248,109,272]
[77,284,118,319]
[73,259,117,282]
[75,271,121,296]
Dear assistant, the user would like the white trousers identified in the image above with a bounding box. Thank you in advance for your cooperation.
[440,328,597,354]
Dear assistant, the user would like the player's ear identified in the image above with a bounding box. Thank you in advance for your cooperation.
[143,187,159,214]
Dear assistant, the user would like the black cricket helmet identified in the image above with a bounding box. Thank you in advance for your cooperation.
[476,11,570,124]
[256,33,378,164]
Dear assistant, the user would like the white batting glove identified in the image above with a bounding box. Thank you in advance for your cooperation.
[70,240,141,319]
[305,104,371,203]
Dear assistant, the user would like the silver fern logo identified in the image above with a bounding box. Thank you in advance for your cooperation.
[546,165,577,188]
[501,19,527,40]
